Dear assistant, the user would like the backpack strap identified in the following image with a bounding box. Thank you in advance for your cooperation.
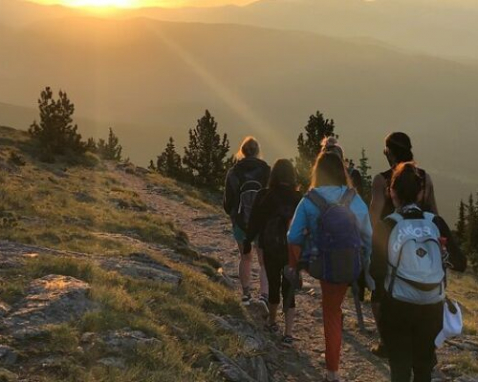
[306,190,329,214]
[385,212,404,224]
[339,188,356,207]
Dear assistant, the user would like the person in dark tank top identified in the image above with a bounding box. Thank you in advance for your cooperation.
[368,132,439,358]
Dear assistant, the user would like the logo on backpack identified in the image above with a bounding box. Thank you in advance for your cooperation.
[306,188,363,284]
[385,212,445,305]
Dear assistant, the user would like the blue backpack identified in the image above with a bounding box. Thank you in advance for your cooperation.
[306,188,363,284]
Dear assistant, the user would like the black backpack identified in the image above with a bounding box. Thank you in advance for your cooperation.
[236,179,263,231]
[261,204,295,261]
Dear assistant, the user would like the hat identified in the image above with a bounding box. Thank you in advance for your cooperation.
[435,298,463,348]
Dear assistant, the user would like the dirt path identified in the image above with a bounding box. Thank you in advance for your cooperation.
[115,168,392,382]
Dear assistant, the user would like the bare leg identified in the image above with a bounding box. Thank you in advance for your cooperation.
[269,303,279,325]
[256,247,269,296]
[284,308,295,337]
[237,242,252,294]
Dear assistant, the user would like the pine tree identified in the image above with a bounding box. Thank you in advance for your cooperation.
[183,110,230,189]
[148,160,156,171]
[456,200,466,242]
[295,111,337,188]
[29,87,85,160]
[97,128,123,161]
[465,194,478,271]
[358,148,373,205]
[157,137,183,179]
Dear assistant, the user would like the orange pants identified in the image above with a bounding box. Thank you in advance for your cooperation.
[321,281,348,372]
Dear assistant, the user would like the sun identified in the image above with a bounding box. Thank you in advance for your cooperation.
[64,0,134,8]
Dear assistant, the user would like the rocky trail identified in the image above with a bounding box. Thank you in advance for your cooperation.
[1,165,477,381]
[114,168,478,382]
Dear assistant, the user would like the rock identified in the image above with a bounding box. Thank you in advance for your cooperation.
[243,336,263,354]
[455,377,478,382]
[74,192,96,203]
[0,346,17,366]
[80,332,96,344]
[249,356,269,382]
[215,268,235,289]
[102,329,161,354]
[0,302,11,318]
[100,255,181,285]
[0,368,18,382]
[98,357,126,369]
[210,348,256,382]
[3,275,95,335]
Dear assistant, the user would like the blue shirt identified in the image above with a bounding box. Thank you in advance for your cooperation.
[287,186,374,288]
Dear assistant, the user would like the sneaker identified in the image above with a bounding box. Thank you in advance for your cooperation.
[370,342,388,359]
[281,335,294,348]
[258,295,269,317]
[241,294,252,306]
[265,322,280,334]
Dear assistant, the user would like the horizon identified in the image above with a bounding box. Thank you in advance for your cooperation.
[27,0,255,9]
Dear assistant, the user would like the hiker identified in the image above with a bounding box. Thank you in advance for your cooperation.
[223,136,270,307]
[243,159,302,347]
[321,137,364,197]
[288,152,373,382]
[370,162,466,382]
[369,132,438,358]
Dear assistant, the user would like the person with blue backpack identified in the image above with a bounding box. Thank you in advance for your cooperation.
[243,159,302,347]
[370,162,466,382]
[223,137,271,307]
[287,152,373,382]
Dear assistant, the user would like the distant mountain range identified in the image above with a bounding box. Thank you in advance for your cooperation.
[0,0,477,221]
[3,0,478,60]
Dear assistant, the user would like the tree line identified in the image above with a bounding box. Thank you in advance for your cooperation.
[455,196,478,272]
[26,86,475,274]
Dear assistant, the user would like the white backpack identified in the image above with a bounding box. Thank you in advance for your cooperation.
[385,212,445,305]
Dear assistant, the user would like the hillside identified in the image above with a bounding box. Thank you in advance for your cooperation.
[0,126,478,381]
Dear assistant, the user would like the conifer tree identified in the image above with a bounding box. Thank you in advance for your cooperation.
[29,87,85,159]
[97,128,123,161]
[465,194,478,271]
[358,148,372,205]
[157,137,183,179]
[295,111,337,188]
[183,110,230,189]
[456,200,466,242]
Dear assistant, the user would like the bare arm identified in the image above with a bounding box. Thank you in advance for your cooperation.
[369,174,386,228]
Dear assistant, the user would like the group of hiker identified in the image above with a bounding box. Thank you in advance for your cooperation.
[223,133,467,382]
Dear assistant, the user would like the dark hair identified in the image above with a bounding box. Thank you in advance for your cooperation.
[390,162,424,205]
[311,152,351,188]
[236,136,261,160]
[385,132,414,163]
[269,159,297,189]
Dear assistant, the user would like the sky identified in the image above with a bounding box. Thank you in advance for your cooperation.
[31,0,254,8]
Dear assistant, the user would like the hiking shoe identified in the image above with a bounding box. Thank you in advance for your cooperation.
[281,335,294,348]
[241,294,252,306]
[258,295,269,317]
[371,342,388,359]
[264,322,280,334]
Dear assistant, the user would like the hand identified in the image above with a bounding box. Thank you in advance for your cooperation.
[242,240,252,255]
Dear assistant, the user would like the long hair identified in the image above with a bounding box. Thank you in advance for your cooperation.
[385,132,414,164]
[390,162,424,205]
[310,151,351,189]
[236,136,261,160]
[268,159,297,189]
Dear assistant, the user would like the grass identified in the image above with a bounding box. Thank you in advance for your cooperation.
[447,271,478,335]
[0,126,245,381]
[7,254,243,381]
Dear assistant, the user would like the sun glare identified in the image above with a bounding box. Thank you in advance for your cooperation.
[64,0,133,8]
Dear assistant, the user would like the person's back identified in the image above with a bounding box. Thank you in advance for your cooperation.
[223,136,270,308]
[369,132,438,358]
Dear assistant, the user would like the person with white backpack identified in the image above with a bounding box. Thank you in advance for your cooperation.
[370,162,467,382]
[223,137,270,307]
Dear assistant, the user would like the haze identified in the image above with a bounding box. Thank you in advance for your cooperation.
[1,0,477,222]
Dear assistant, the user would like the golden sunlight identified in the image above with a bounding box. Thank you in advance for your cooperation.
[63,0,133,8]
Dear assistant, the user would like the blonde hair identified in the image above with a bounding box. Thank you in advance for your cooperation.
[236,136,261,160]
[320,136,344,160]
